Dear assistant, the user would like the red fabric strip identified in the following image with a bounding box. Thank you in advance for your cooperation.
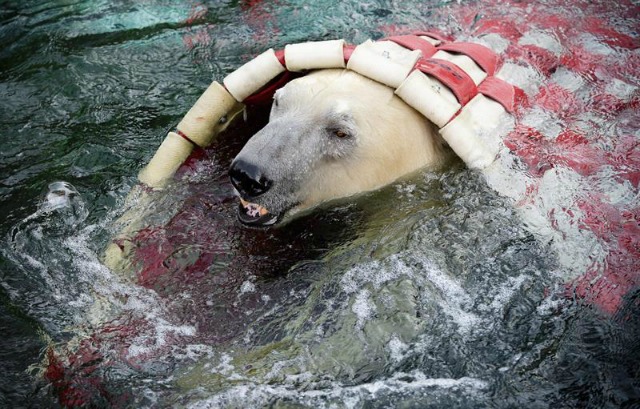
[385,35,437,57]
[343,44,356,63]
[436,42,498,75]
[243,71,300,105]
[415,58,478,105]
[274,49,286,66]
[477,76,518,113]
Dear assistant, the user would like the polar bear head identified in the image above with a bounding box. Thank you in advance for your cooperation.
[229,68,450,226]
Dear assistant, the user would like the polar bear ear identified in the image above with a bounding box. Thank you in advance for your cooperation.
[272,88,284,107]
[332,100,351,116]
[328,101,357,127]
[326,101,358,141]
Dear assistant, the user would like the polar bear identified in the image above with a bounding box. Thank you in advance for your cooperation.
[229,63,452,226]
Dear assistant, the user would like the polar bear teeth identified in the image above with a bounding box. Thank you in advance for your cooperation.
[240,198,269,217]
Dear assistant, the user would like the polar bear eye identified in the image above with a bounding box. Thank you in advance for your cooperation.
[334,130,349,138]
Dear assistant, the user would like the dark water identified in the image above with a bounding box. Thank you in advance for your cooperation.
[1,0,639,408]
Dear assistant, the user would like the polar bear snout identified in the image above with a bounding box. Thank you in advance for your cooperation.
[227,67,450,227]
[229,159,273,199]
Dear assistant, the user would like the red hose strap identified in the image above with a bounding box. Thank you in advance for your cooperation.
[436,42,498,75]
[243,71,299,105]
[415,58,478,105]
[275,49,286,66]
[477,77,517,113]
[385,35,437,57]
[343,44,356,63]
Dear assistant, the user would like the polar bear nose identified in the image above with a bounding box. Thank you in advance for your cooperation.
[229,159,273,198]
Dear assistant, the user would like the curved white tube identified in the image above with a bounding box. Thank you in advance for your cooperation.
[395,70,461,128]
[177,81,243,147]
[347,40,421,88]
[138,132,194,188]
[223,49,286,102]
[285,40,346,71]
[439,94,506,168]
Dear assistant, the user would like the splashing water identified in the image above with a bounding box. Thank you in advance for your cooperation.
[0,0,638,407]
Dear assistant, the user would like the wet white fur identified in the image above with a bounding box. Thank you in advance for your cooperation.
[286,68,450,211]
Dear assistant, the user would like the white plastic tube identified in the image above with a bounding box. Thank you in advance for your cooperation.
[347,40,421,88]
[138,132,194,188]
[177,81,242,147]
[223,49,286,102]
[285,39,346,71]
[395,70,461,128]
[439,94,506,168]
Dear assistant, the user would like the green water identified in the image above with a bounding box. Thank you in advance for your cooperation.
[1,0,639,408]
[0,1,453,405]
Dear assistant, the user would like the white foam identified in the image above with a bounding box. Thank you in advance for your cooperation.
[212,353,235,375]
[518,29,564,56]
[497,62,543,96]
[387,335,409,363]
[520,107,563,140]
[536,290,569,315]
[170,344,216,362]
[342,254,481,335]
[483,153,533,200]
[486,275,530,313]
[187,370,488,409]
[127,318,196,359]
[577,33,615,56]
[550,67,586,93]
[352,289,376,329]
[518,167,607,278]
[470,33,510,54]
[340,259,400,294]
[239,280,256,294]
[605,78,638,101]
[415,257,481,334]
[592,167,638,205]
[395,183,416,197]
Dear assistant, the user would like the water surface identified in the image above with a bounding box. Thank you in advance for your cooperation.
[0,0,639,407]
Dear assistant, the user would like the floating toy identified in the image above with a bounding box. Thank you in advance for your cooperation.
[140,33,520,190]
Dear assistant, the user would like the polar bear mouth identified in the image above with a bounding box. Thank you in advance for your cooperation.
[237,198,279,227]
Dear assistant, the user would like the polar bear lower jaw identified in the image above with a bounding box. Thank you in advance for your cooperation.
[237,199,279,227]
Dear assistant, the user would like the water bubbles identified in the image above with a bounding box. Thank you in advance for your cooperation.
[518,29,565,56]
[38,181,88,233]
[2,0,638,407]
[352,289,376,330]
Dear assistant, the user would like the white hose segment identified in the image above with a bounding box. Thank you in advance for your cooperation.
[103,186,150,272]
[138,132,195,188]
[432,50,487,85]
[284,40,346,71]
[439,94,507,168]
[395,70,461,128]
[347,40,422,88]
[177,81,241,147]
[223,49,286,101]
